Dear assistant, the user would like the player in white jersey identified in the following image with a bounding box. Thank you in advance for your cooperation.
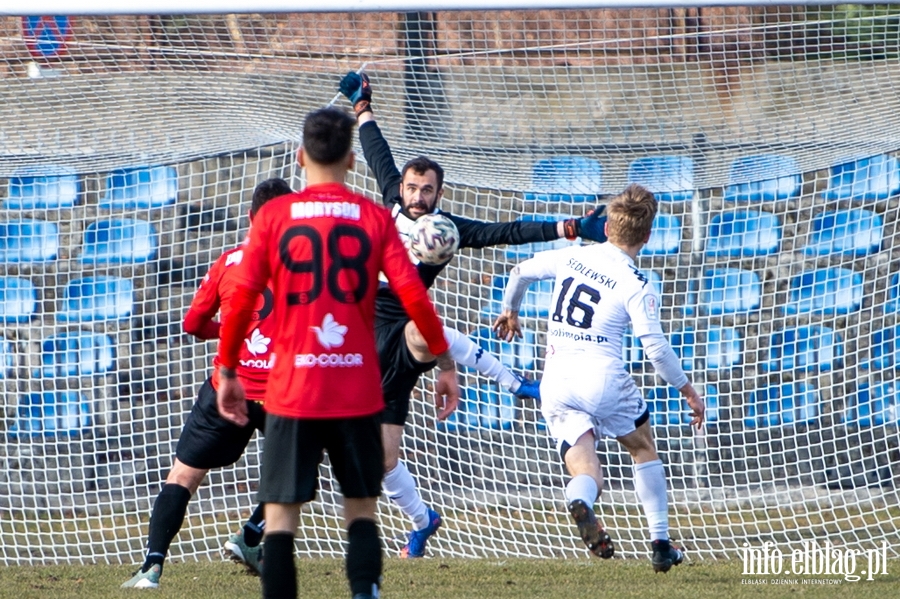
[493,183,704,573]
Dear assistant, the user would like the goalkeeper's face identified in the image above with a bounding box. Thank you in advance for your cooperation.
[401,169,443,220]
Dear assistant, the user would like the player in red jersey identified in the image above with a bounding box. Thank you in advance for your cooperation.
[122,178,293,589]
[216,107,459,599]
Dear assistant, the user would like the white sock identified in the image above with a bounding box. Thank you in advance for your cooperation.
[444,327,519,392]
[383,461,430,530]
[565,474,599,507]
[634,459,669,541]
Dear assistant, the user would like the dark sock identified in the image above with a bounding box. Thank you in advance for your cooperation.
[346,519,382,597]
[262,532,296,599]
[143,484,192,573]
[243,503,266,547]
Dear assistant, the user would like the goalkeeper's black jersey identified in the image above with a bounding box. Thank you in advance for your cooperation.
[359,120,562,323]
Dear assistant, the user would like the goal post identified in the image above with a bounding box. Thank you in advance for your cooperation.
[1,3,900,566]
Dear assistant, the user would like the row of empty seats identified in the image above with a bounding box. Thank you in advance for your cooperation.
[0,331,116,379]
[480,265,867,318]
[524,153,900,203]
[0,218,158,263]
[438,379,899,432]
[6,154,898,213]
[3,166,177,210]
[506,207,885,258]
[1,275,135,323]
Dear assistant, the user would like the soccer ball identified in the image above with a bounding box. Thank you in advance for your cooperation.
[407,213,460,265]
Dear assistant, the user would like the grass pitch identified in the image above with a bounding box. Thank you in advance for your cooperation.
[0,556,896,599]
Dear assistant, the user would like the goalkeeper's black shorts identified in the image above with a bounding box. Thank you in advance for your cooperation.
[175,377,267,470]
[375,313,437,426]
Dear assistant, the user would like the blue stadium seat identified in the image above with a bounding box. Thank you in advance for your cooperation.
[486,275,555,319]
[764,326,842,373]
[843,382,899,427]
[705,210,781,258]
[5,167,79,210]
[723,154,801,202]
[744,382,818,428]
[58,276,134,322]
[80,218,158,264]
[699,268,761,315]
[37,330,116,378]
[0,277,37,323]
[627,156,694,202]
[647,384,719,426]
[669,328,697,372]
[706,326,743,370]
[504,214,580,261]
[100,165,177,209]
[622,327,643,369]
[639,213,681,255]
[0,219,59,263]
[0,340,13,378]
[439,385,517,432]
[523,156,602,203]
[884,273,900,314]
[670,326,742,372]
[865,324,900,370]
[784,268,863,315]
[7,391,92,438]
[803,208,883,257]
[469,326,537,372]
[824,155,900,201]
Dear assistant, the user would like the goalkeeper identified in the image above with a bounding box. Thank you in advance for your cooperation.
[121,178,292,589]
[339,71,609,559]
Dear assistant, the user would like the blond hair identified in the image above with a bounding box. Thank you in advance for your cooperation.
[606,184,658,248]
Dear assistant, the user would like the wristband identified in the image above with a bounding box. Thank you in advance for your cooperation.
[220,366,238,380]
[354,100,372,117]
[563,218,579,241]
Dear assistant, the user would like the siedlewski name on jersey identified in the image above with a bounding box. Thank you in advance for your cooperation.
[566,257,618,289]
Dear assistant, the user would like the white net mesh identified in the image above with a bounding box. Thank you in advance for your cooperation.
[1,7,900,565]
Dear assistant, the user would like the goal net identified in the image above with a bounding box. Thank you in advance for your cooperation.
[1,4,900,566]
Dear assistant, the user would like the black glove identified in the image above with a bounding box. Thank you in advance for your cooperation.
[339,71,372,117]
[564,205,607,243]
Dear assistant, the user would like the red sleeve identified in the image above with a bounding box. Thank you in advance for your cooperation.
[183,257,225,339]
[379,213,448,356]
[217,219,272,369]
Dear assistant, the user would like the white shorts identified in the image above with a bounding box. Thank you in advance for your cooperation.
[540,368,648,449]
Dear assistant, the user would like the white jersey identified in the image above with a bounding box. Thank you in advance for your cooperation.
[503,242,665,377]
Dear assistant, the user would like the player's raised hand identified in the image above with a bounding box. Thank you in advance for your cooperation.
[575,205,608,243]
[492,309,522,343]
[339,71,372,116]
[217,371,249,427]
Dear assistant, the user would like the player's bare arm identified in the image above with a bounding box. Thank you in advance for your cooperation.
[433,352,460,421]
[216,366,249,426]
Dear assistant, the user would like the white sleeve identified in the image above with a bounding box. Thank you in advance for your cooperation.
[501,249,560,312]
[640,332,689,390]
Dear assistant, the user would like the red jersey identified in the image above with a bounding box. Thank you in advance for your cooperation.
[183,246,275,401]
[223,182,447,419]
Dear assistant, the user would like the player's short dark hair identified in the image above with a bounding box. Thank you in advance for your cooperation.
[401,156,444,190]
[302,107,356,166]
[606,183,658,247]
[250,177,292,218]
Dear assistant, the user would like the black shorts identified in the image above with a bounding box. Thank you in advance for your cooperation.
[175,378,267,470]
[375,314,436,426]
[257,413,384,504]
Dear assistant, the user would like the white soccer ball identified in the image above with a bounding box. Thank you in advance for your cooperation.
[407,213,460,265]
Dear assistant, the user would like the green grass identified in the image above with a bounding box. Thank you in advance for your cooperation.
[0,557,897,599]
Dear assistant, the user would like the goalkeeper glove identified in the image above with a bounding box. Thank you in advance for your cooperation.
[563,205,607,243]
[339,71,373,117]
